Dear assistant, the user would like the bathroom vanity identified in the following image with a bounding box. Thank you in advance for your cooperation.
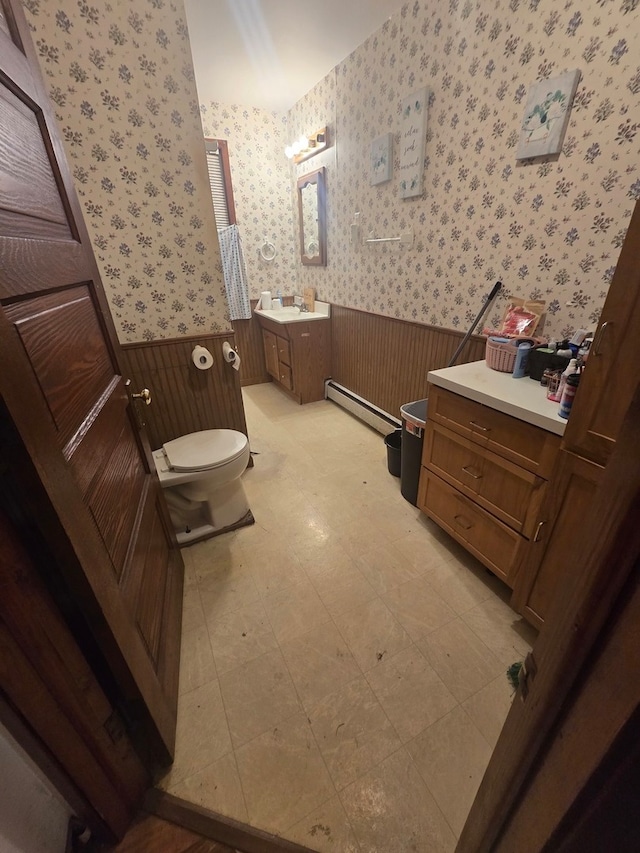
[254,302,331,404]
[418,362,564,593]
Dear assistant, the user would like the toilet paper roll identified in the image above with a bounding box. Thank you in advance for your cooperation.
[259,291,272,310]
[222,341,241,372]
[192,345,213,370]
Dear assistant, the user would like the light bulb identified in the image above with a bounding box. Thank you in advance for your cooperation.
[298,134,308,149]
[292,140,302,155]
[284,145,294,158]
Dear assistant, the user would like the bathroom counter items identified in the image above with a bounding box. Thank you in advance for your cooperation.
[254,300,330,325]
[427,360,567,435]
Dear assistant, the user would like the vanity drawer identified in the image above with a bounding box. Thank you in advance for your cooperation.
[417,469,521,586]
[276,337,291,366]
[425,422,545,537]
[427,385,560,478]
[277,363,292,390]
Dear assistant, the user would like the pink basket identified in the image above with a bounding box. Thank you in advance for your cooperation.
[485,337,517,372]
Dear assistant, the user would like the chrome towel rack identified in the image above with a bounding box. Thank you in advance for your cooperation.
[365,228,413,246]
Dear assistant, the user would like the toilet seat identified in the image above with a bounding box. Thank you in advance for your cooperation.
[162,429,248,472]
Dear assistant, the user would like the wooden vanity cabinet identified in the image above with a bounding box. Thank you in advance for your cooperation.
[258,315,331,404]
[418,385,560,588]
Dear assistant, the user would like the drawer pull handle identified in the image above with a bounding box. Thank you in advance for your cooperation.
[470,420,491,433]
[533,521,546,543]
[454,514,473,530]
[461,465,482,479]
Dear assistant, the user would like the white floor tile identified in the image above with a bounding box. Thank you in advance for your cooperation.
[167,383,537,848]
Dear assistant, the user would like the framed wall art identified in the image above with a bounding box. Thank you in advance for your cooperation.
[516,69,581,160]
[398,87,428,199]
[370,132,393,185]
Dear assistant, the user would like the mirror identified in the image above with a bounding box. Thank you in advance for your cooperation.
[297,167,326,266]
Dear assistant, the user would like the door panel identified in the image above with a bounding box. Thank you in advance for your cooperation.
[0,0,183,783]
[5,287,114,449]
[0,84,71,237]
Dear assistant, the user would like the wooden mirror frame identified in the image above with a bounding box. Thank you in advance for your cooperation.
[297,167,326,267]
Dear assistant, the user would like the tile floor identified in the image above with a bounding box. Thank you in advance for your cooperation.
[158,383,538,852]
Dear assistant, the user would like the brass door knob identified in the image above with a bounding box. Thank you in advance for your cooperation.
[131,388,152,405]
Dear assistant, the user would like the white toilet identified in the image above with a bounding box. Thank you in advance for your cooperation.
[153,429,253,545]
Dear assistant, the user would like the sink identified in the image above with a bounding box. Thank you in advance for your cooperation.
[254,300,331,324]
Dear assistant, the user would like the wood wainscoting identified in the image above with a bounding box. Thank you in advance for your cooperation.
[330,304,486,419]
[230,301,271,387]
[231,301,487,416]
[121,333,248,451]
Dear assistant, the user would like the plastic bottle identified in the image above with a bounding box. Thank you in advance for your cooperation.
[552,358,578,403]
[512,341,532,378]
[558,372,581,419]
[556,340,573,358]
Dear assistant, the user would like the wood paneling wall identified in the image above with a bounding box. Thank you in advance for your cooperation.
[227,301,486,420]
[121,333,248,451]
[230,301,270,387]
[330,304,486,419]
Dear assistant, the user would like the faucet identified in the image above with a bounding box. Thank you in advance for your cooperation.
[294,296,308,312]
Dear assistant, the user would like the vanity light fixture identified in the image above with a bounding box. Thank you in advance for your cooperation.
[284,127,329,164]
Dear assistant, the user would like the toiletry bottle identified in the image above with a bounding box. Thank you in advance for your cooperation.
[276,288,283,308]
[556,340,573,358]
[558,371,581,419]
[512,341,532,378]
[553,358,578,403]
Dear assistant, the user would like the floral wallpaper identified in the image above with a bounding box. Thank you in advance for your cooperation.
[23,0,229,342]
[198,101,298,299]
[289,0,640,341]
[23,0,640,344]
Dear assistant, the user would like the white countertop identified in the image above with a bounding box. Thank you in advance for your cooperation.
[254,300,330,324]
[428,361,567,435]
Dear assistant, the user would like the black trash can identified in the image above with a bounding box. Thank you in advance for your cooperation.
[399,399,428,505]
[384,428,402,477]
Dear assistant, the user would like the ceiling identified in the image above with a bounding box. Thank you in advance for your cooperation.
[184,0,405,113]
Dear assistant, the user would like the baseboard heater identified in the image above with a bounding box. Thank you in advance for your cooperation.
[324,380,400,435]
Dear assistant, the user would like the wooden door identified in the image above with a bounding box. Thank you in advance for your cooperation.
[0,0,182,772]
[510,449,604,628]
[457,380,640,852]
[562,201,640,467]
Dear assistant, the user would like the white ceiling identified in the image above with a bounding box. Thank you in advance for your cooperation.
[184,0,405,113]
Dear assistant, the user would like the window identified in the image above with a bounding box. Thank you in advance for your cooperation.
[205,138,236,227]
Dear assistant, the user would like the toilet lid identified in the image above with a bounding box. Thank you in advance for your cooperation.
[162,430,248,472]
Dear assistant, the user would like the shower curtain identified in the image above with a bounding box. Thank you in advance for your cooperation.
[217,224,251,320]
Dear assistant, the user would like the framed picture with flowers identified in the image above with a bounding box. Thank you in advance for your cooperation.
[516,70,581,160]
[370,132,393,185]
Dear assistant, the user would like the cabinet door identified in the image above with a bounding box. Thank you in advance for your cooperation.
[562,201,640,467]
[511,449,603,628]
[262,330,279,378]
